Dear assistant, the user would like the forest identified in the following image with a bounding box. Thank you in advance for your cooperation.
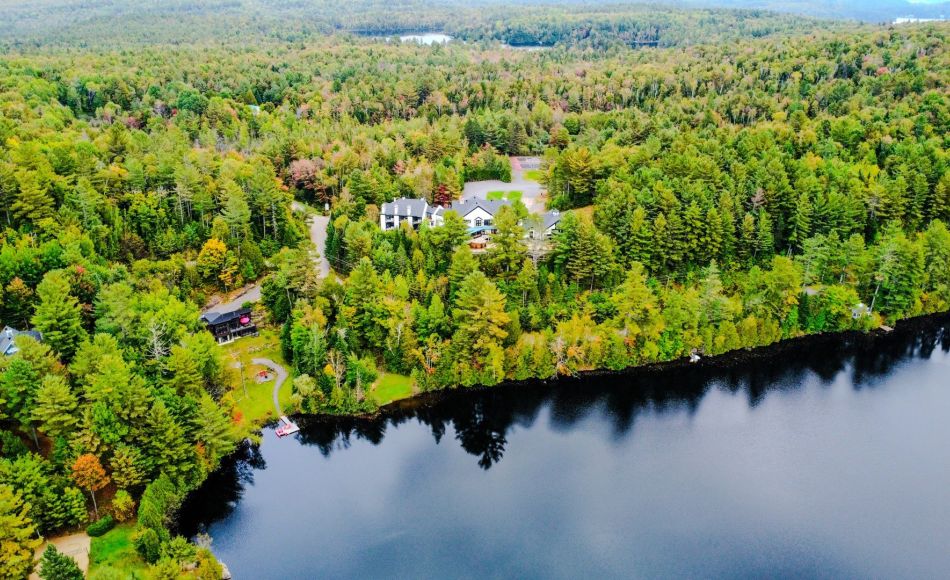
[0,0,948,577]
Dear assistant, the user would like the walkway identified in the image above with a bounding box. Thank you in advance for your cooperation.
[252,357,288,417]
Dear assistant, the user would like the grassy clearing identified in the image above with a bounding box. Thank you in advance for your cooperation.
[88,524,151,579]
[369,373,414,406]
[486,190,523,202]
[219,328,292,432]
[523,169,544,182]
[573,205,594,219]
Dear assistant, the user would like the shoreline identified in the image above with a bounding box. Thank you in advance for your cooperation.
[277,309,950,426]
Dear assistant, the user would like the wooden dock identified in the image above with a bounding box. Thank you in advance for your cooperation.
[276,415,299,437]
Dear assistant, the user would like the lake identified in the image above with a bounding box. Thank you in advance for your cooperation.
[398,33,452,45]
[180,316,950,579]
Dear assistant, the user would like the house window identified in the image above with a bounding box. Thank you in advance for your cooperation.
[475,217,483,227]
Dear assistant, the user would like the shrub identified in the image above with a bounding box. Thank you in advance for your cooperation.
[87,515,116,537]
[112,490,136,522]
[133,527,161,564]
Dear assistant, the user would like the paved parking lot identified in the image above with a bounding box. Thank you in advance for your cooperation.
[461,156,545,213]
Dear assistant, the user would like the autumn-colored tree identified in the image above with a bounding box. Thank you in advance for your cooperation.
[0,484,42,580]
[196,238,228,283]
[71,454,110,518]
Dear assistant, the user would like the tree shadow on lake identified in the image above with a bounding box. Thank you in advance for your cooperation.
[296,315,948,469]
[177,440,264,536]
[181,315,949,532]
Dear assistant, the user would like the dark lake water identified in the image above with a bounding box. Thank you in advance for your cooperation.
[180,317,950,579]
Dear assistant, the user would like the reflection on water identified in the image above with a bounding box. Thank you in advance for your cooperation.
[399,33,452,45]
[179,316,950,578]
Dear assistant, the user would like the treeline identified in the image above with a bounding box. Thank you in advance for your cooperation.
[0,254,236,577]
[0,0,834,49]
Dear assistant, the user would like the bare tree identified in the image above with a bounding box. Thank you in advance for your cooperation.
[146,320,168,361]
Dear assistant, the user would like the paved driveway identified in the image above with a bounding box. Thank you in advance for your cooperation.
[292,202,331,277]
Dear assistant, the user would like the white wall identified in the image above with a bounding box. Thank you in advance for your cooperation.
[461,207,494,228]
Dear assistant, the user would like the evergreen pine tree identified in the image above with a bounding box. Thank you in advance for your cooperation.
[789,193,813,252]
[31,270,86,360]
[39,544,84,580]
[12,170,54,225]
[32,375,79,439]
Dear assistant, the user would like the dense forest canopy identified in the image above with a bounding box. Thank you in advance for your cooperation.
[0,0,842,49]
[2,0,947,50]
[0,1,948,577]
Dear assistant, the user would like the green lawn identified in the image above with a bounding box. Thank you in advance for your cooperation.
[88,524,152,579]
[523,169,544,182]
[219,328,292,432]
[369,373,414,406]
[486,190,523,202]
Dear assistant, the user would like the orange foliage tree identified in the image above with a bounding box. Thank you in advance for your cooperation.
[71,454,110,519]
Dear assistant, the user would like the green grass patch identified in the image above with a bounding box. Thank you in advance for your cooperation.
[523,169,544,182]
[486,190,522,202]
[218,328,292,433]
[370,373,414,406]
[88,524,151,579]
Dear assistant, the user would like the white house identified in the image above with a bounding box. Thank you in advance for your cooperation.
[449,198,512,233]
[380,197,445,231]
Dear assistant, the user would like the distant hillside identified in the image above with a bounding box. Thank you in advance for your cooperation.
[0,0,846,49]
[678,0,948,22]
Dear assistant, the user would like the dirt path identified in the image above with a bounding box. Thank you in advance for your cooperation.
[252,357,288,417]
[30,533,90,579]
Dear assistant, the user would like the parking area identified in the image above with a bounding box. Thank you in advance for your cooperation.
[462,156,545,213]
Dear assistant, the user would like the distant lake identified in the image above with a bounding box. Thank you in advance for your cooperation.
[398,33,452,45]
[180,316,950,578]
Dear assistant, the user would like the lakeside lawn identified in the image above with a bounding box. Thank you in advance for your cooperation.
[486,190,523,202]
[88,524,151,579]
[370,373,414,406]
[219,328,292,432]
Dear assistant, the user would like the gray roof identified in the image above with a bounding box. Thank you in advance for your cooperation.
[381,197,436,219]
[200,307,252,326]
[450,198,511,218]
[0,326,42,355]
[543,210,562,230]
